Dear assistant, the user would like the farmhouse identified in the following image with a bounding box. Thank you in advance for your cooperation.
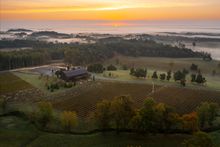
[60,68,90,81]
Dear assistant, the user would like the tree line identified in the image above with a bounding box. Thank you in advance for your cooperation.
[0,50,50,70]
[94,96,219,134]
[0,38,211,70]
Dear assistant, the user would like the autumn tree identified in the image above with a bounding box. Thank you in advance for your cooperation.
[182,112,199,133]
[155,103,181,132]
[95,100,112,130]
[37,101,54,128]
[111,95,135,131]
[60,111,78,132]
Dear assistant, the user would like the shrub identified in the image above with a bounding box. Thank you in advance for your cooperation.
[107,64,117,71]
[87,64,104,73]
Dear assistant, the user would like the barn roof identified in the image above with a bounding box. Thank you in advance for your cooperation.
[63,68,88,78]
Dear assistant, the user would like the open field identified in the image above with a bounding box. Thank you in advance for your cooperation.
[105,55,220,75]
[96,69,220,90]
[0,72,33,95]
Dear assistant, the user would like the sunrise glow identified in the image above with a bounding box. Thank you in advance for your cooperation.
[1,0,220,20]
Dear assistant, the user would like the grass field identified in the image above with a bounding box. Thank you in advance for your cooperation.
[96,68,220,90]
[0,72,33,95]
[13,71,75,95]
[105,55,220,75]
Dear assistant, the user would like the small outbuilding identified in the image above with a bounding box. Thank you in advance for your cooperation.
[60,68,90,81]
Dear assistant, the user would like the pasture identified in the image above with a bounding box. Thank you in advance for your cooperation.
[105,55,220,75]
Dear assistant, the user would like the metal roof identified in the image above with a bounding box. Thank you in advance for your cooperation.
[63,68,88,78]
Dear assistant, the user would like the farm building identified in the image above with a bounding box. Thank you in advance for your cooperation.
[60,68,90,81]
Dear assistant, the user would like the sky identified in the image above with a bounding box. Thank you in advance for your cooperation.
[1,0,220,20]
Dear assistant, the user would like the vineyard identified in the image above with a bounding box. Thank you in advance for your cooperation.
[51,81,220,118]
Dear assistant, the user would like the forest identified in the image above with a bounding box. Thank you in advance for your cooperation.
[0,38,211,70]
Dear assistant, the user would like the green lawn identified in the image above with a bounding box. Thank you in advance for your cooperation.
[13,71,73,95]
[105,55,220,75]
[96,69,220,90]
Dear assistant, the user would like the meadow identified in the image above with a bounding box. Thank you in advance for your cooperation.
[106,55,220,75]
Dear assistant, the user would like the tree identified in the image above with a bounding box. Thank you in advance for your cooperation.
[37,102,53,128]
[107,64,117,71]
[87,64,104,73]
[138,98,157,133]
[133,68,147,78]
[152,71,158,79]
[196,102,219,128]
[183,131,213,147]
[195,74,206,84]
[167,70,172,81]
[155,103,180,132]
[190,64,198,71]
[95,100,112,130]
[111,95,135,131]
[191,74,196,82]
[130,67,135,75]
[182,112,199,133]
[64,48,82,65]
[60,111,78,132]
[160,73,166,81]
[174,70,185,81]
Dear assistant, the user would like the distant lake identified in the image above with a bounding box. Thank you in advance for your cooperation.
[1,20,220,34]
